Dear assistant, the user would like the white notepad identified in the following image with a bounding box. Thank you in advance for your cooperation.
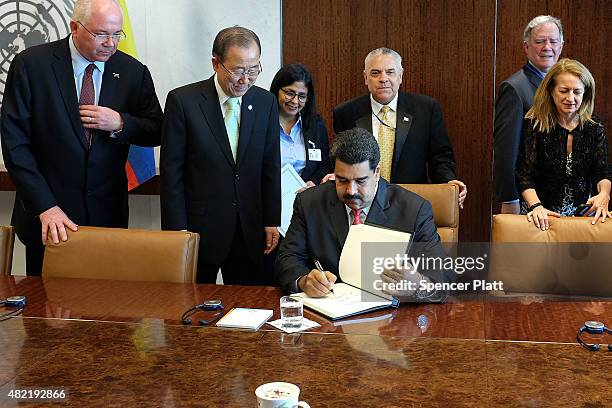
[216,308,273,330]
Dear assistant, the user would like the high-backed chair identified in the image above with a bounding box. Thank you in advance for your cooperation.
[399,184,459,243]
[42,227,199,283]
[0,225,15,275]
[490,214,612,296]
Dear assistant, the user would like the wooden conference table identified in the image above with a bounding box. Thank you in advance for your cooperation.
[0,276,610,407]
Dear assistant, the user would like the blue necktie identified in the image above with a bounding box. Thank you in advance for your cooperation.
[224,98,240,160]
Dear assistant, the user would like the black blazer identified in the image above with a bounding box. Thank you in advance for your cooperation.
[299,115,331,184]
[160,77,281,264]
[333,92,457,183]
[275,179,448,293]
[0,37,162,247]
[493,65,542,202]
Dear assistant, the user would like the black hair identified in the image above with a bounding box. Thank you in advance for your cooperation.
[269,63,318,133]
[212,26,261,61]
[329,128,380,171]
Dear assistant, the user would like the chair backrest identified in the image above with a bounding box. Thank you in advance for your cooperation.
[0,225,15,275]
[490,214,612,296]
[42,227,199,283]
[398,184,459,243]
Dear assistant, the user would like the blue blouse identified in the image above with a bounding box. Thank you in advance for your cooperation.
[280,116,306,176]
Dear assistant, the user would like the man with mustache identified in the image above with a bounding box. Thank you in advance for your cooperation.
[494,16,564,214]
[333,47,466,209]
[275,128,450,300]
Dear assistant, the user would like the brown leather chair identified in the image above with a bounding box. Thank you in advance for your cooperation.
[0,225,15,275]
[42,227,199,283]
[398,184,459,243]
[490,214,612,296]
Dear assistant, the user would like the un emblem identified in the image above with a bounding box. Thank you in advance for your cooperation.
[0,0,75,102]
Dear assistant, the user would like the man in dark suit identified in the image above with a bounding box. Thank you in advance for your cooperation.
[161,26,280,285]
[493,15,564,214]
[333,47,466,209]
[0,0,162,275]
[276,128,450,301]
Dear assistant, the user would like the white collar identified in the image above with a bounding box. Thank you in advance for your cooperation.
[214,73,242,106]
[69,35,105,75]
[370,93,399,115]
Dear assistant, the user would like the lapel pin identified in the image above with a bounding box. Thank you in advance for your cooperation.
[248,105,253,111]
[403,116,409,122]
[113,73,120,78]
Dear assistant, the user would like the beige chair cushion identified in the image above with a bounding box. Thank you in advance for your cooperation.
[0,226,15,275]
[399,184,459,243]
[42,227,199,283]
[490,214,612,296]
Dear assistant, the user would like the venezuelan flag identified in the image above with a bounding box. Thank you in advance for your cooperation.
[117,0,156,190]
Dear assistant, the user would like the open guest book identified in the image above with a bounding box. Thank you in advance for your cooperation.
[292,224,412,320]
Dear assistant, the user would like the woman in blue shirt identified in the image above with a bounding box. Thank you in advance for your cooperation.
[267,64,331,280]
[270,64,330,185]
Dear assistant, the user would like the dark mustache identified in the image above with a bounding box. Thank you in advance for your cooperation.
[343,194,362,201]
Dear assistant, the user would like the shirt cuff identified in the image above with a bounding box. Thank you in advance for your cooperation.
[292,276,302,293]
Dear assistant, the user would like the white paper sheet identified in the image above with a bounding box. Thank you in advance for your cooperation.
[279,164,307,236]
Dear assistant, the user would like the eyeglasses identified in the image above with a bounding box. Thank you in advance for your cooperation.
[218,60,262,80]
[281,88,308,103]
[76,21,126,42]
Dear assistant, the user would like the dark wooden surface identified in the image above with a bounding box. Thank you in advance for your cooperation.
[1,276,611,343]
[0,318,609,407]
[0,277,611,407]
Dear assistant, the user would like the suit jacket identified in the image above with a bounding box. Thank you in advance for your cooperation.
[493,65,542,202]
[275,179,448,293]
[160,77,281,264]
[299,115,331,184]
[0,37,162,247]
[333,92,457,183]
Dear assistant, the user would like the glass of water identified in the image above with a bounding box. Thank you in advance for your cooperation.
[280,296,303,329]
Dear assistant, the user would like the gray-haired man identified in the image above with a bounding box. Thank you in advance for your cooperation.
[493,15,564,213]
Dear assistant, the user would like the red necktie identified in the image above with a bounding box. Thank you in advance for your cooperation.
[78,64,95,147]
[351,208,363,225]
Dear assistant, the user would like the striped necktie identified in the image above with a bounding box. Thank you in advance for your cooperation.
[224,97,240,160]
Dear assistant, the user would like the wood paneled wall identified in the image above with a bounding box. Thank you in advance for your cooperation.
[283,0,610,242]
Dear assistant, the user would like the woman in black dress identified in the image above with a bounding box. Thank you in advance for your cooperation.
[516,59,611,230]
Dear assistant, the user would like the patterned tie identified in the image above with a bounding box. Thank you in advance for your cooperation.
[351,208,363,225]
[224,97,240,160]
[78,64,96,147]
[378,105,395,181]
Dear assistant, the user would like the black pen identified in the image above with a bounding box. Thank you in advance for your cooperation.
[314,259,334,294]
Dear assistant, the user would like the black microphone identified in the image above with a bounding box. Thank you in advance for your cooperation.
[181,300,224,325]
[577,321,611,352]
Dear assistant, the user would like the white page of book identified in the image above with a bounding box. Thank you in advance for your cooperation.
[295,283,391,320]
[339,223,412,300]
